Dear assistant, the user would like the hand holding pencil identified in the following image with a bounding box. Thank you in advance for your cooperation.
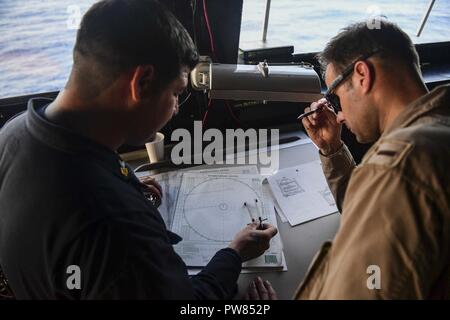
[228,221,278,262]
[298,98,343,156]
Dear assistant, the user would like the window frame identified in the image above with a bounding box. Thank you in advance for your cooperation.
[1,42,449,128]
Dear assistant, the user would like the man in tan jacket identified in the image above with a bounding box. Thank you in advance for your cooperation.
[295,20,450,299]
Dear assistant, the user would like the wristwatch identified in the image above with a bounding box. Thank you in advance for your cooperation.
[143,191,162,208]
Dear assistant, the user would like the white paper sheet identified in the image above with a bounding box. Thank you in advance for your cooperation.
[136,165,286,271]
[188,252,288,275]
[267,160,338,226]
[135,166,259,229]
[172,171,284,268]
[263,181,288,223]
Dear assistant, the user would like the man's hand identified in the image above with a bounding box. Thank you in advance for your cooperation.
[228,223,278,262]
[139,176,162,200]
[245,277,278,300]
[301,98,343,156]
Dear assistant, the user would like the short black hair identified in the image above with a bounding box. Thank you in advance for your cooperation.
[317,20,420,77]
[71,0,199,97]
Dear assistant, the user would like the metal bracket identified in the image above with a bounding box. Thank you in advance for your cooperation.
[257,60,270,78]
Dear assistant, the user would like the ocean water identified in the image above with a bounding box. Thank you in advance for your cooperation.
[240,0,450,51]
[0,0,449,99]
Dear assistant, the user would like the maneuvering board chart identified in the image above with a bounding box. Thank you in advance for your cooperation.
[135,166,259,229]
[172,171,284,268]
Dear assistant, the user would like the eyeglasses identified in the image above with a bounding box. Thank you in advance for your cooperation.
[324,50,379,113]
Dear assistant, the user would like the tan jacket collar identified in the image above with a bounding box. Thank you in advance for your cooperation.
[382,84,450,137]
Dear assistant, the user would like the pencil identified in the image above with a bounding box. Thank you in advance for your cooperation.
[243,202,255,223]
[297,108,320,120]
[254,199,263,227]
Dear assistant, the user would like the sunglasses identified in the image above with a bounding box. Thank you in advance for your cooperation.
[324,50,379,113]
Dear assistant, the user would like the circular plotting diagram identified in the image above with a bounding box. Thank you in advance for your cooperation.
[183,178,262,242]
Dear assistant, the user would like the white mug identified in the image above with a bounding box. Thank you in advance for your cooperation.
[145,132,165,163]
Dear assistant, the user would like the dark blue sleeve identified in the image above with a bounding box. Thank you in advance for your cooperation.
[55,215,198,300]
[190,248,242,299]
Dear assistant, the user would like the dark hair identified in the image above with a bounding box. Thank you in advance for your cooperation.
[71,0,199,96]
[317,20,420,77]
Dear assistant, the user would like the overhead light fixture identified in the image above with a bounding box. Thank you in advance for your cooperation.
[190,56,323,103]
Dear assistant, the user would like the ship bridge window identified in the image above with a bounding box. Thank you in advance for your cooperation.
[0,1,96,100]
[240,0,450,54]
[0,1,449,102]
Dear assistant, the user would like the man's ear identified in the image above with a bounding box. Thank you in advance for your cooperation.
[353,61,374,94]
[130,65,155,102]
